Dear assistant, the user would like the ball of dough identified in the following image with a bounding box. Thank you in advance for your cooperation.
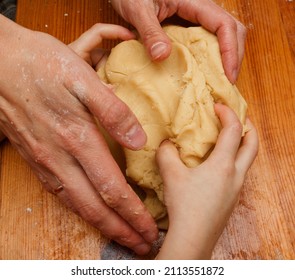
[98,25,247,229]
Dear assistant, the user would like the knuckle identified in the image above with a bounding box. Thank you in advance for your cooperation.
[29,142,53,169]
[142,25,164,41]
[99,183,123,209]
[77,202,105,227]
[99,98,131,130]
[90,23,105,35]
[224,15,238,32]
[57,124,78,142]
[220,159,236,177]
[211,158,235,178]
[92,22,103,30]
[229,120,243,135]
[56,128,78,151]
[55,122,93,153]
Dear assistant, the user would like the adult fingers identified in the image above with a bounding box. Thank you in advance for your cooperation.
[112,0,172,61]
[177,0,246,83]
[36,161,152,255]
[235,118,259,174]
[21,95,157,247]
[57,122,158,244]
[56,166,153,255]
[57,50,156,242]
[26,133,156,254]
[13,132,154,255]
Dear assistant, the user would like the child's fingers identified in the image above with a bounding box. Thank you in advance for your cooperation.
[91,49,109,71]
[156,140,185,183]
[209,103,243,162]
[235,118,259,174]
[69,23,135,55]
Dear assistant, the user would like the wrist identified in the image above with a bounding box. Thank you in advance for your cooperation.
[156,218,217,260]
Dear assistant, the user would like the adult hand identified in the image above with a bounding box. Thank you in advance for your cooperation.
[111,0,246,83]
[156,104,258,259]
[0,16,158,255]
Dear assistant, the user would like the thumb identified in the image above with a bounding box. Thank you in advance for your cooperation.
[156,140,185,183]
[139,19,172,61]
[129,6,171,61]
[111,0,171,60]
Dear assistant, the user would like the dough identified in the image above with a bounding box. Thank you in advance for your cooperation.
[98,26,247,229]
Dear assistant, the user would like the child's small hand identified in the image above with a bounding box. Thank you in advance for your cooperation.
[69,23,135,69]
[156,104,258,259]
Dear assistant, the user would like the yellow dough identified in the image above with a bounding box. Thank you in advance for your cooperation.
[98,26,247,229]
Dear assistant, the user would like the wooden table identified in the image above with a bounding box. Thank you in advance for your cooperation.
[0,0,294,260]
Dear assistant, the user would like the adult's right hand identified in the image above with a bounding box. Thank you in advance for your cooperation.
[112,0,246,83]
[0,15,158,255]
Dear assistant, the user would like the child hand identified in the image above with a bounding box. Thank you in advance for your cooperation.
[156,104,258,259]
[68,23,135,69]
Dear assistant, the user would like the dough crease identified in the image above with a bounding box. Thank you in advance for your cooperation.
[98,26,247,229]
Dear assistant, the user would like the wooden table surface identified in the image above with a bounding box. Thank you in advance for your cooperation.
[0,0,294,260]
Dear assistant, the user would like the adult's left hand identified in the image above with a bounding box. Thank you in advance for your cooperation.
[111,0,246,84]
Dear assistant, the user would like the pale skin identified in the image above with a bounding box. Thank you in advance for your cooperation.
[156,106,258,259]
[70,24,258,259]
[0,0,247,256]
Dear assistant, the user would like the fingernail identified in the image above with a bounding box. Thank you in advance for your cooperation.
[133,243,151,255]
[151,42,168,60]
[125,124,147,149]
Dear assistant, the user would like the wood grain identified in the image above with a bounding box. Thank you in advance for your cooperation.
[0,0,294,259]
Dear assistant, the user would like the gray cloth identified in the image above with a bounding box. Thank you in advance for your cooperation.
[0,0,17,20]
